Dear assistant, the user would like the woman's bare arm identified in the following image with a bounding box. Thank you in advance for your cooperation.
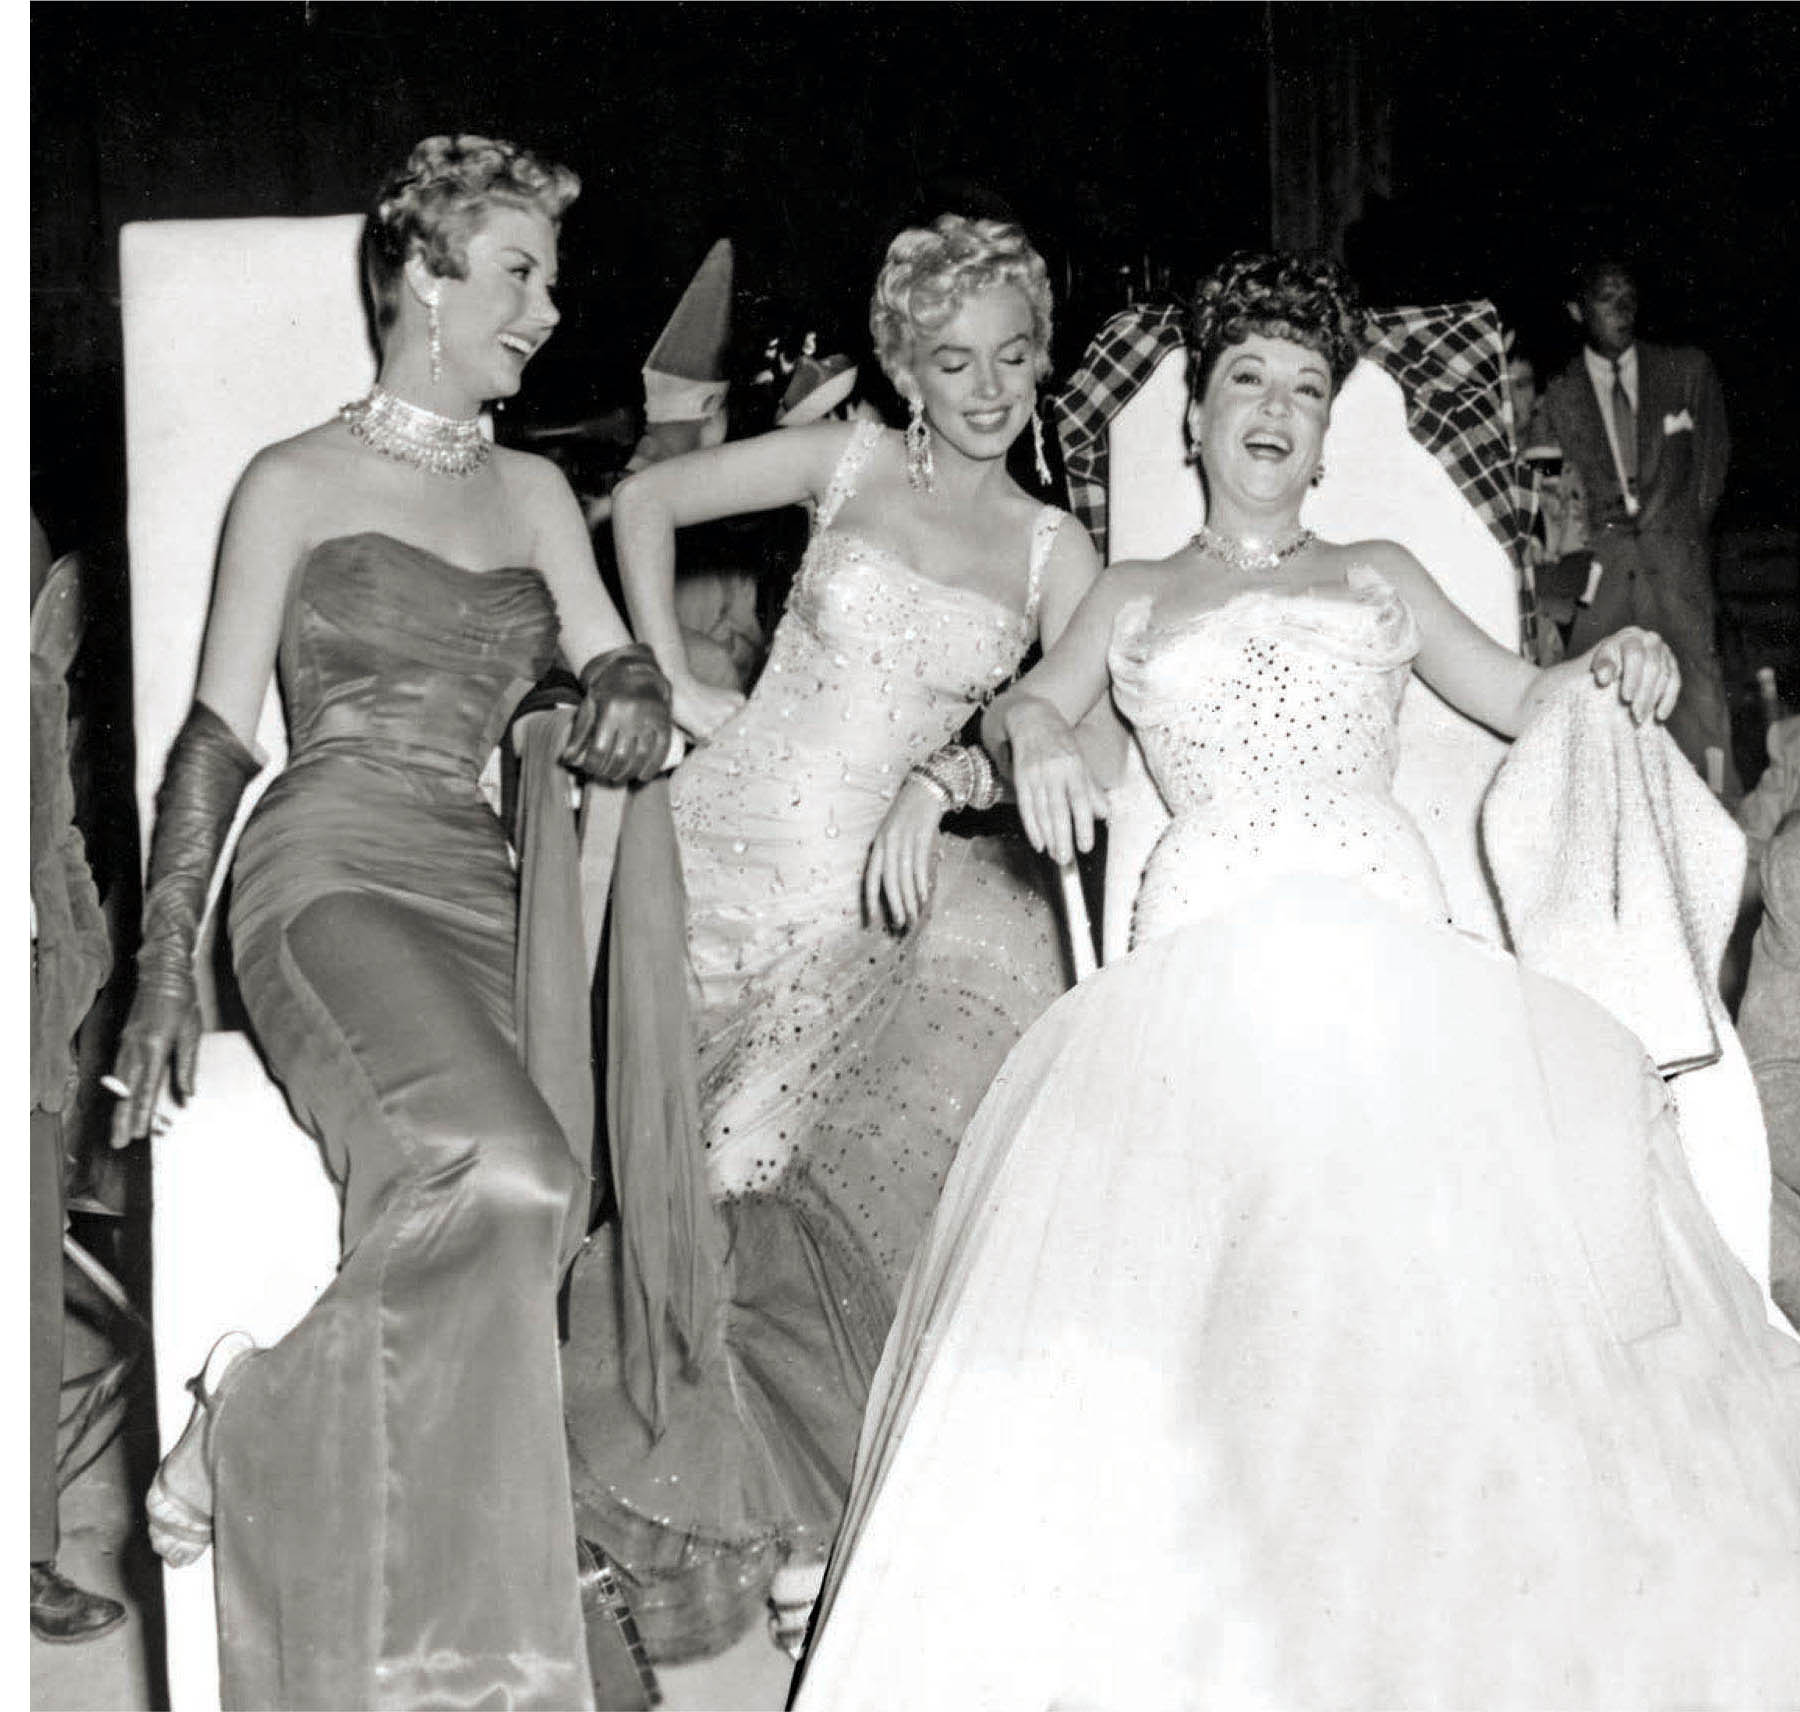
[516,452,635,667]
[1032,524,1133,790]
[612,422,853,734]
[1369,542,1676,736]
[191,446,315,745]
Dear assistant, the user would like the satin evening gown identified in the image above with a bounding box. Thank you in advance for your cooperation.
[562,420,1071,1661]
[794,568,1800,1711]
[215,533,593,1710]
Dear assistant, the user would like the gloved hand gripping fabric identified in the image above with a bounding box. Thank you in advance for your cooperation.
[560,643,675,784]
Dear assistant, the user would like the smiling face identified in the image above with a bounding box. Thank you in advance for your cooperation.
[902,283,1039,468]
[420,202,562,405]
[1190,333,1333,512]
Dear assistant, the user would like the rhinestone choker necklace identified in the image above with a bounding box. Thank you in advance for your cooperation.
[1193,523,1315,574]
[340,385,490,478]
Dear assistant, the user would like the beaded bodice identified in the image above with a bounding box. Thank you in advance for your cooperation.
[672,420,1063,1000]
[1109,564,1449,945]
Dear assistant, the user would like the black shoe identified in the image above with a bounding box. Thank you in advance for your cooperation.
[577,1539,662,1710]
[30,1563,126,1645]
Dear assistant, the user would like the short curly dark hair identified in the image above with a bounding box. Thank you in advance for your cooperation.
[363,134,581,341]
[1186,251,1367,401]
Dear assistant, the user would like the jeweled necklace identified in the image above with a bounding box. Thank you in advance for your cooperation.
[1193,523,1315,574]
[340,384,490,478]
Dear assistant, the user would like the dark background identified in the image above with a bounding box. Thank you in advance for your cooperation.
[29,0,1800,985]
[34,1,1800,535]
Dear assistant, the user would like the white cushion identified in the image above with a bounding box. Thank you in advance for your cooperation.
[122,214,370,1712]
[121,214,374,995]
[151,1033,340,1712]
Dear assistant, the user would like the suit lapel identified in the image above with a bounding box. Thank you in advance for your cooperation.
[1634,343,1666,496]
[1560,356,1625,508]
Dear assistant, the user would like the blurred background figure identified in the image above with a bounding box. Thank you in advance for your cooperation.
[30,514,125,1647]
[1536,256,1738,796]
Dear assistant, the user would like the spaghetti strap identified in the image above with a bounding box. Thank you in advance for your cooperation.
[1022,505,1065,633]
[814,419,885,534]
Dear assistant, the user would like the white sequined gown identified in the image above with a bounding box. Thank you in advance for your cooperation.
[795,569,1800,1712]
[563,419,1072,1661]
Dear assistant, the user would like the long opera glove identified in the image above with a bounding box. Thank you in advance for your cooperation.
[109,701,260,1146]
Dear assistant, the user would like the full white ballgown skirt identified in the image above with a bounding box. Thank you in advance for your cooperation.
[795,877,1800,1711]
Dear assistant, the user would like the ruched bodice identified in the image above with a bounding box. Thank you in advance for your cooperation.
[1110,565,1449,944]
[277,531,559,779]
[672,422,1058,999]
[232,531,561,958]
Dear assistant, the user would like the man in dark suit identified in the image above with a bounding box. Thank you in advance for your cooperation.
[1536,258,1738,795]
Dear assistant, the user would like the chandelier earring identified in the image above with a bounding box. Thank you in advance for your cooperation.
[1031,405,1053,486]
[426,286,444,385]
[904,394,935,494]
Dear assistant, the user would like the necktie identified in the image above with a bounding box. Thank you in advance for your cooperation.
[1611,358,1637,494]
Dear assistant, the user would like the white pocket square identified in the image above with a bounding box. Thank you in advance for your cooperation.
[1663,409,1695,435]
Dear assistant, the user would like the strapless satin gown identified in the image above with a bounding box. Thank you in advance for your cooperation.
[795,570,1800,1711]
[215,533,593,1710]
[562,421,1071,1661]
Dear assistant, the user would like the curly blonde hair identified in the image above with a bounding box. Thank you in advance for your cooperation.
[364,134,581,339]
[1186,251,1367,399]
[869,215,1053,392]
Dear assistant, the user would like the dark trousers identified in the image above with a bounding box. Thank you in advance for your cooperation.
[31,1106,64,1564]
[1568,526,1742,798]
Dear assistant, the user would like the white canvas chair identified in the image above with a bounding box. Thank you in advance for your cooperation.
[120,215,631,1709]
[1089,344,1519,967]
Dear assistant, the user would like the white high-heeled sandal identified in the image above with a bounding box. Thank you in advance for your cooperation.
[145,1330,257,1567]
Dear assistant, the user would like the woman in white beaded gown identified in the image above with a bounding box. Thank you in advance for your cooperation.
[794,254,1800,1711]
[561,216,1109,1664]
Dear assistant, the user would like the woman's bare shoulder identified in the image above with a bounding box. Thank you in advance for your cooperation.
[490,441,578,500]
[1104,550,1190,597]
[235,417,359,501]
[224,421,356,523]
[1319,534,1433,589]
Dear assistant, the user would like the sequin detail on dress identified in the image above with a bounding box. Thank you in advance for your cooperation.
[563,421,1072,1664]
[1110,564,1450,945]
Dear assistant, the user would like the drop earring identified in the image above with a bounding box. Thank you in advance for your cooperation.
[427,286,443,385]
[1032,407,1053,486]
[905,395,935,494]
[1311,460,1325,489]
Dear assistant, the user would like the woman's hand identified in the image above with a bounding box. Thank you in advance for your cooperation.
[671,675,747,743]
[1002,694,1108,867]
[561,644,675,784]
[1586,626,1681,725]
[108,984,196,1148]
[864,775,947,930]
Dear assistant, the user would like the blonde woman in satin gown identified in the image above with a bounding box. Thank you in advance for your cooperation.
[107,138,672,1710]
[793,255,1800,1711]
[561,216,1111,1664]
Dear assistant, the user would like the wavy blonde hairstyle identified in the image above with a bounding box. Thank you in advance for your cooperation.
[869,214,1053,393]
[364,134,581,341]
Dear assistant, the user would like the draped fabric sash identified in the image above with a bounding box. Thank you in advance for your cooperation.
[605,775,726,1435]
[512,706,598,1272]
